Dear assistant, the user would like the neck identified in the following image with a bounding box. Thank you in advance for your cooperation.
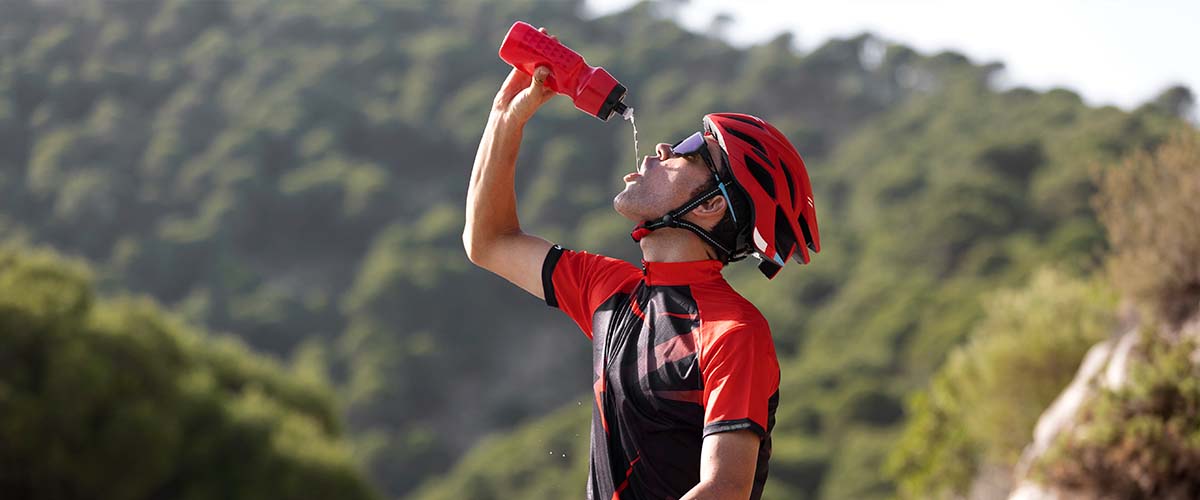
[639,227,719,263]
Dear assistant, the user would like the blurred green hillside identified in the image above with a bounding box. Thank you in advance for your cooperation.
[0,0,1194,498]
[0,246,374,499]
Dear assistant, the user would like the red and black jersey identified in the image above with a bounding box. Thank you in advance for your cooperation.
[542,245,780,500]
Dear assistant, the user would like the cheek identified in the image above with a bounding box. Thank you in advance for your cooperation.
[640,167,698,205]
[657,169,693,192]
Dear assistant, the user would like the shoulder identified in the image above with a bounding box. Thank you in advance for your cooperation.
[691,279,771,333]
[692,281,779,383]
[552,246,640,277]
[544,246,641,310]
[691,280,774,362]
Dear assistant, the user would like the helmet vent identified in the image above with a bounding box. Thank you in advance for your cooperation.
[727,127,766,154]
[726,114,766,130]
[744,154,776,198]
[774,205,798,262]
[798,215,816,252]
[751,147,770,164]
[779,158,797,205]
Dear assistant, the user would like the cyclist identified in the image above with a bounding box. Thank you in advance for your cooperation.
[464,36,819,500]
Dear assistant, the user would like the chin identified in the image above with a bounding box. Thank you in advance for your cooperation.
[612,192,646,222]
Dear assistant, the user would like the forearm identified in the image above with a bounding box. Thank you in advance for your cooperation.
[463,59,554,270]
[463,115,526,261]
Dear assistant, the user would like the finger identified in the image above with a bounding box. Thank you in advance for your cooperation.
[531,66,556,105]
[496,67,533,107]
[531,65,551,87]
[501,67,532,94]
[509,83,555,122]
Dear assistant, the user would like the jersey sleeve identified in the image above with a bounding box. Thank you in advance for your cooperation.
[541,245,638,339]
[699,319,780,439]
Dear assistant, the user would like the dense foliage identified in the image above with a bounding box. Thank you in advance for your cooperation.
[0,246,374,500]
[884,269,1115,498]
[1,0,1194,498]
[1031,130,1200,498]
[1037,330,1200,498]
[887,129,1200,498]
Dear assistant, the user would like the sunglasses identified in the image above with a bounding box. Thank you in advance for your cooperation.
[671,131,738,223]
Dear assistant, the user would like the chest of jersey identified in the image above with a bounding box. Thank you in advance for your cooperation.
[591,282,708,436]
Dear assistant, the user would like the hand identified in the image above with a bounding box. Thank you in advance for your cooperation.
[491,27,558,125]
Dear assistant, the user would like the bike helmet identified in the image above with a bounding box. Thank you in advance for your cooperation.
[631,113,820,279]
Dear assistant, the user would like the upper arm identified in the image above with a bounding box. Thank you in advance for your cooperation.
[698,430,760,499]
[468,231,554,300]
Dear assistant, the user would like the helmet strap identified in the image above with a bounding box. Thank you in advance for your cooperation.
[629,185,734,258]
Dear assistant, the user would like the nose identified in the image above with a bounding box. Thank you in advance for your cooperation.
[639,153,656,175]
[655,142,672,160]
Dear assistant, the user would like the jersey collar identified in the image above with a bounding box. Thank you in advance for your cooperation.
[640,259,725,286]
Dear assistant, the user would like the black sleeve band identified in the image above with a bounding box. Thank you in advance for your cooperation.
[702,418,767,440]
[542,244,565,308]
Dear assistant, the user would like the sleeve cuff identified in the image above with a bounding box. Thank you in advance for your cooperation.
[702,418,767,440]
[542,244,565,308]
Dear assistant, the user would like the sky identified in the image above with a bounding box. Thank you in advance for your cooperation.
[585,0,1198,115]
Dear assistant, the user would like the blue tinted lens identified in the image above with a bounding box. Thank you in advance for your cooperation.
[671,131,706,156]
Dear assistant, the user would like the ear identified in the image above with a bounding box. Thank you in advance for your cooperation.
[689,194,727,230]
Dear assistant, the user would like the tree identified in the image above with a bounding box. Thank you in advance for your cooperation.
[0,246,376,500]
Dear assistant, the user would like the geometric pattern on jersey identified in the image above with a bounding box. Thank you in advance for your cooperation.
[543,245,780,500]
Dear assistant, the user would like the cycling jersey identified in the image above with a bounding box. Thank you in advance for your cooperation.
[542,245,780,500]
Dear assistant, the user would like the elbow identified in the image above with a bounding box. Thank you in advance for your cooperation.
[463,230,498,269]
[463,231,486,267]
[464,224,520,268]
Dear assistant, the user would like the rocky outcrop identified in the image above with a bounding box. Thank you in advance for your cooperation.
[1008,311,1200,500]
[1006,329,1134,499]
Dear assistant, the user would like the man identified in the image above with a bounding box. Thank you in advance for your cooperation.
[463,29,820,500]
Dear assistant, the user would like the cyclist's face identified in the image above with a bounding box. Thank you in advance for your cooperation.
[612,137,718,223]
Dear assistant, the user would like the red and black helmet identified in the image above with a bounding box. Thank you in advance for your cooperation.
[704,113,820,278]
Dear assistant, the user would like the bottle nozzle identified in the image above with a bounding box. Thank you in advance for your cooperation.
[613,102,631,120]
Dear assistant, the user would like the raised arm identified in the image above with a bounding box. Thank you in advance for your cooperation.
[463,44,558,299]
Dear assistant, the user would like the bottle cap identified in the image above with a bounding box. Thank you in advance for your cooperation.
[613,102,630,119]
[596,83,627,121]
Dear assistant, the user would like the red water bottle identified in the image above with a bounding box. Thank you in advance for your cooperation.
[498,21,631,121]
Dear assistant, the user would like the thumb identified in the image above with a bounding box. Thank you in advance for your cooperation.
[531,65,555,101]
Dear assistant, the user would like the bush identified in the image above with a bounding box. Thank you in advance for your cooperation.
[0,246,375,500]
[885,269,1115,498]
[1093,129,1200,327]
[1030,126,1200,499]
[1036,330,1200,499]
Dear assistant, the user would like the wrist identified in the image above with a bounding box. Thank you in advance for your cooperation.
[488,112,528,135]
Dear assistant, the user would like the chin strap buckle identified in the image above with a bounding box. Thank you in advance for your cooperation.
[630,223,653,242]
